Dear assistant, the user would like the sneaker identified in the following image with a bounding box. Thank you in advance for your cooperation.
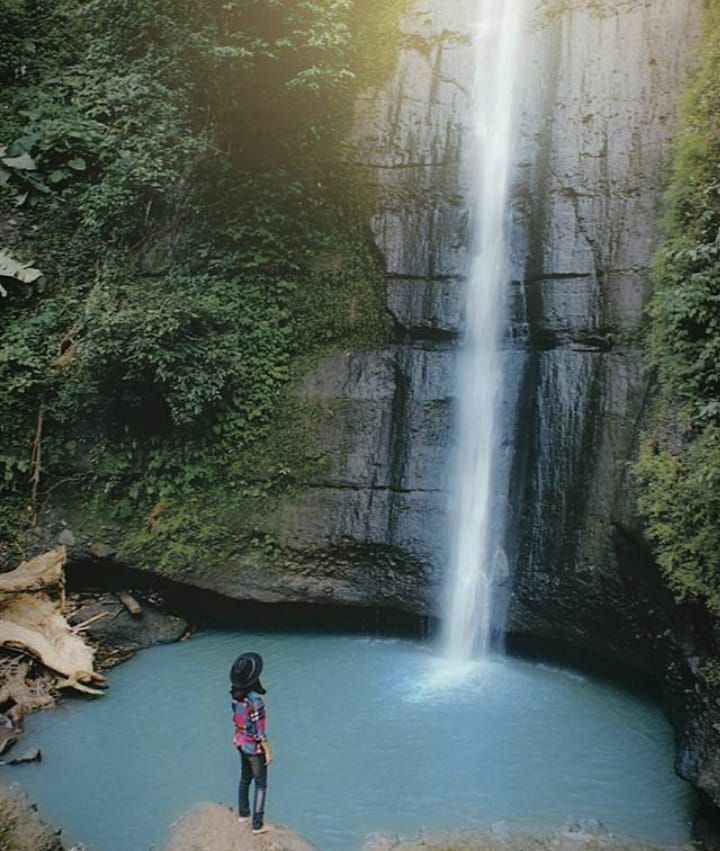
[252,825,269,835]
[238,816,251,823]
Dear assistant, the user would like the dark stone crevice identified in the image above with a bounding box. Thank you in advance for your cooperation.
[352,161,457,171]
[300,481,446,495]
[523,330,616,352]
[392,323,460,344]
[64,556,434,640]
[525,272,594,284]
[385,273,464,282]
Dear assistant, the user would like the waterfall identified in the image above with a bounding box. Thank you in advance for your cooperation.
[443,0,526,661]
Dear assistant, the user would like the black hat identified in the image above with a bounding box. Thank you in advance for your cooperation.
[230,652,263,689]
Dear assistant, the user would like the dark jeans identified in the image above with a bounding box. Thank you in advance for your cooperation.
[238,749,267,829]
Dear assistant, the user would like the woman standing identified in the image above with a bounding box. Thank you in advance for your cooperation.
[230,652,274,834]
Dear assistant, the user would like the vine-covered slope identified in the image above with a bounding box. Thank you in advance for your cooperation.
[0,0,405,569]
[635,0,720,625]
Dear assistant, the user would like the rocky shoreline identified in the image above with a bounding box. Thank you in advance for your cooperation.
[25,539,720,836]
[3,547,718,847]
[0,787,701,851]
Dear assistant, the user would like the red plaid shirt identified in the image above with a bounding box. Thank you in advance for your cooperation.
[232,692,267,755]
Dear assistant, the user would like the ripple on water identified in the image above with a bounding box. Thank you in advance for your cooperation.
[0,629,695,851]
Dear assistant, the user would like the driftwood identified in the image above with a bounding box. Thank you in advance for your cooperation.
[0,547,106,696]
[71,611,111,633]
[118,591,142,615]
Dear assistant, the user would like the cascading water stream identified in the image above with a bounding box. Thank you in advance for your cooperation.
[444,0,526,661]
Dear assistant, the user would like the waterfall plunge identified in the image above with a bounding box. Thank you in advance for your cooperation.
[443,0,526,661]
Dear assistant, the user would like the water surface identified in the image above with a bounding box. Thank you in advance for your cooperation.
[3,629,694,850]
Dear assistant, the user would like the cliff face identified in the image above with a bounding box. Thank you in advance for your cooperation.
[270,1,479,611]
[506,0,705,660]
[282,0,705,634]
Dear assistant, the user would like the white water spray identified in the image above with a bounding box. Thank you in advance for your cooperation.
[444,0,526,661]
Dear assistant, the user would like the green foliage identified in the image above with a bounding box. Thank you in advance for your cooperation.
[351,0,410,88]
[0,249,42,298]
[634,0,720,617]
[636,421,720,615]
[700,656,720,688]
[0,0,399,565]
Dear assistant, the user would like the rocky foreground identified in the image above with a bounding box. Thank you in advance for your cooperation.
[0,784,64,851]
[163,803,319,851]
[362,827,693,851]
[0,787,697,851]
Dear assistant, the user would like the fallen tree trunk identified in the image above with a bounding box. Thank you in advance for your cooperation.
[0,547,106,696]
